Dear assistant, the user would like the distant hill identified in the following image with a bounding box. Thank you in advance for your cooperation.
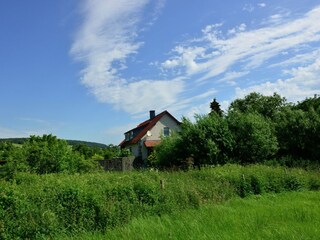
[0,138,109,149]
[66,140,109,149]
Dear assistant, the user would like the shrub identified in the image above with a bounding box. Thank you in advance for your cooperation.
[227,112,278,164]
[0,165,318,239]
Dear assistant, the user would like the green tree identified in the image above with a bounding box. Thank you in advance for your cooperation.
[229,92,286,119]
[155,114,233,168]
[154,132,185,168]
[0,141,15,160]
[295,94,320,112]
[210,98,223,117]
[227,112,278,164]
[275,106,320,162]
[23,134,96,174]
[0,142,29,179]
[72,143,94,159]
[183,114,233,167]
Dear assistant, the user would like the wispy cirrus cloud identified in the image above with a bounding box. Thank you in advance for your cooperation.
[269,49,320,68]
[71,0,184,115]
[161,6,320,83]
[72,1,320,117]
[243,4,255,13]
[243,2,266,12]
[156,5,320,109]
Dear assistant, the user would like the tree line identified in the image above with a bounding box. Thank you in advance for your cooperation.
[150,92,320,169]
[0,138,109,149]
[1,92,319,176]
[0,135,129,178]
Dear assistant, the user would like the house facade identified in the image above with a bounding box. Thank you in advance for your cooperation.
[119,110,181,161]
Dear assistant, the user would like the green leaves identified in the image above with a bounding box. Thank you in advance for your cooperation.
[155,114,233,168]
[227,112,278,164]
[0,134,100,177]
[229,92,286,120]
[154,93,320,168]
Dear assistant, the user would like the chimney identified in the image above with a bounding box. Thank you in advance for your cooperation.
[149,110,155,120]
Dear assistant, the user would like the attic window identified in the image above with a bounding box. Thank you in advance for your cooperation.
[125,131,134,141]
[125,133,130,141]
[163,127,170,137]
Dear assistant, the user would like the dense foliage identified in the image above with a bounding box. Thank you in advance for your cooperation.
[0,165,319,239]
[153,93,320,168]
[153,114,233,168]
[0,135,128,178]
[0,135,100,178]
[227,112,278,164]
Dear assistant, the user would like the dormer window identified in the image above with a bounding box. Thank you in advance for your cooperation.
[163,127,170,137]
[125,131,134,141]
[125,133,130,141]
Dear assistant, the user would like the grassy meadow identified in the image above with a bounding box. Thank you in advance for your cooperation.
[70,191,320,240]
[0,164,319,239]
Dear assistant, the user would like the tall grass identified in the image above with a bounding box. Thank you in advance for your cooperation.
[69,191,320,240]
[0,164,319,239]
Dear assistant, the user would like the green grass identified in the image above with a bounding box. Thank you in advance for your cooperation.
[0,164,319,239]
[67,191,320,240]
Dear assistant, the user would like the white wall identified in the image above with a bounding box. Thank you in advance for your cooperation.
[143,114,180,141]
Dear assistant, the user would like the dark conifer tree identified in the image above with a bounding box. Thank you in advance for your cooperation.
[210,98,223,117]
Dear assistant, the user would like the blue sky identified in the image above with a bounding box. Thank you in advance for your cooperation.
[1,0,320,144]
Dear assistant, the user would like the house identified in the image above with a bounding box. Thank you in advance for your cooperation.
[119,110,181,161]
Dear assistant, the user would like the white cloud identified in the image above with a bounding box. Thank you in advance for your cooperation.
[266,12,289,24]
[161,6,320,82]
[228,23,247,35]
[149,0,166,25]
[169,88,217,113]
[71,0,184,115]
[235,59,320,102]
[71,2,320,117]
[243,4,255,13]
[184,101,211,120]
[216,71,249,85]
[161,46,206,75]
[93,77,185,114]
[258,3,266,8]
[270,49,320,68]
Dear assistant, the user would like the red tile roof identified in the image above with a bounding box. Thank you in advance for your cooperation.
[119,110,180,147]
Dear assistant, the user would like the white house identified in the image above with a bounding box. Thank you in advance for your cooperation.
[119,110,181,160]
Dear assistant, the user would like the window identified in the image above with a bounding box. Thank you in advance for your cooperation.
[125,133,130,141]
[125,131,134,141]
[163,127,170,137]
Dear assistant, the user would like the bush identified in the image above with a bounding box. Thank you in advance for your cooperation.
[227,112,278,164]
[0,135,100,178]
[155,114,233,168]
[0,165,318,239]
